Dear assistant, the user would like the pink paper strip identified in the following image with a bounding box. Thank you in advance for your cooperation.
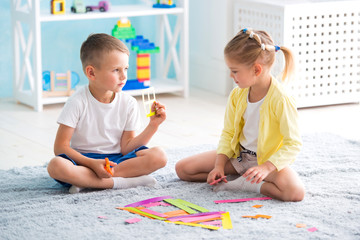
[125,218,142,224]
[201,220,222,226]
[180,214,222,223]
[167,211,226,221]
[214,197,272,204]
[209,176,227,185]
[142,202,171,208]
[307,227,318,232]
[125,196,173,207]
[140,208,167,218]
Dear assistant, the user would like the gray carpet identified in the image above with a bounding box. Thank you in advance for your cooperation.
[1,133,360,239]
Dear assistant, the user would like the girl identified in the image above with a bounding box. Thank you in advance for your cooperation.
[175,28,305,202]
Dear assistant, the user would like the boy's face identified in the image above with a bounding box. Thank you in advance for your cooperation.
[93,50,129,93]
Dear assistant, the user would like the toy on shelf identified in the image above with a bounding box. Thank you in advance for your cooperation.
[42,70,80,97]
[153,0,176,8]
[51,0,65,15]
[112,18,160,91]
[71,0,110,13]
[71,0,86,13]
[86,1,110,12]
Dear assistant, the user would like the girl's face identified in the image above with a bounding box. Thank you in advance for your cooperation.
[225,57,256,89]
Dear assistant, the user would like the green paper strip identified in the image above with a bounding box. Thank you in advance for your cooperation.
[175,199,209,213]
[163,199,197,214]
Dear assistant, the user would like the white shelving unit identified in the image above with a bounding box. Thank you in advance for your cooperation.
[11,0,189,111]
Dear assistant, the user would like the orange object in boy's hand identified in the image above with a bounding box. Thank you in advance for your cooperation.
[104,157,114,176]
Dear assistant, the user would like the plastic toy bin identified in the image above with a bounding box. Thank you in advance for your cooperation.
[234,0,360,107]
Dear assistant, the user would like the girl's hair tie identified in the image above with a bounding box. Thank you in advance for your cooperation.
[243,28,248,33]
[275,45,281,52]
[261,43,266,50]
[249,31,255,38]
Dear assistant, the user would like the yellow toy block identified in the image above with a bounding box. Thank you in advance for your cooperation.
[137,68,150,79]
[51,0,65,15]
[137,56,150,67]
[117,19,131,28]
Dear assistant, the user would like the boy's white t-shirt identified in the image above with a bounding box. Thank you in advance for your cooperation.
[57,85,140,154]
[239,94,266,153]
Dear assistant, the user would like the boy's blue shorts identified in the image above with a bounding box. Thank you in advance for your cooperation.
[54,146,148,187]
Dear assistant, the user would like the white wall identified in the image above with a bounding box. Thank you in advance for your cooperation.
[189,0,235,96]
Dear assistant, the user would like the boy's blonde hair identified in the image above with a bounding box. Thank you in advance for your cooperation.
[224,28,294,82]
[80,33,129,72]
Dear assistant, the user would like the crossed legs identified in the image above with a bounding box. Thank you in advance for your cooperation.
[175,150,305,202]
[47,147,167,189]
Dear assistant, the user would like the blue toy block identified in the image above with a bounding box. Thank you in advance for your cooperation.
[153,3,176,8]
[122,79,150,91]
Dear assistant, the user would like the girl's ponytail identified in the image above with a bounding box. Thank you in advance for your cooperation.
[278,46,295,82]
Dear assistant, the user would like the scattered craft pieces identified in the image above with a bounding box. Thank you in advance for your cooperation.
[175,199,210,213]
[296,223,307,228]
[98,216,108,219]
[167,211,225,222]
[142,202,171,208]
[140,208,167,218]
[163,199,198,214]
[165,221,220,231]
[252,205,263,208]
[125,218,142,224]
[104,157,113,176]
[214,197,272,204]
[120,196,230,231]
[124,196,173,208]
[125,207,166,220]
[163,210,189,218]
[221,212,233,229]
[307,227,318,232]
[210,176,227,185]
[142,87,156,117]
[242,214,272,219]
[201,220,222,226]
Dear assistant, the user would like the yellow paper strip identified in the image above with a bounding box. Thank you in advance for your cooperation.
[221,212,233,229]
[165,221,220,230]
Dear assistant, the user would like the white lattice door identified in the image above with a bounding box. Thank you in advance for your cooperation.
[11,0,43,111]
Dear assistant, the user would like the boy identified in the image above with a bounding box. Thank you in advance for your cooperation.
[47,33,167,194]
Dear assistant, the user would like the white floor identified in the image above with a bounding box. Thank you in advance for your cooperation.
[0,88,359,170]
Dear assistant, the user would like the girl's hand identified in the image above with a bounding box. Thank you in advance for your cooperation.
[242,161,276,184]
[89,159,117,178]
[150,101,166,126]
[207,167,228,185]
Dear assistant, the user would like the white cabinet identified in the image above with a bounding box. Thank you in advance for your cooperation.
[234,0,360,108]
[11,0,189,111]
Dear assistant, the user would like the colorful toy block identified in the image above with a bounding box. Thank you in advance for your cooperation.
[112,19,160,90]
[51,0,65,15]
[153,0,176,8]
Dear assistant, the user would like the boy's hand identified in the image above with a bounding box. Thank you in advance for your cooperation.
[90,159,117,178]
[149,101,166,126]
[207,167,228,185]
[242,161,276,184]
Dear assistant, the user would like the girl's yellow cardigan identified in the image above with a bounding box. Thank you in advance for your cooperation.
[217,77,302,171]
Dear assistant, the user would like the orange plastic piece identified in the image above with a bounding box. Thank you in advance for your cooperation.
[296,223,307,228]
[163,210,189,218]
[192,217,221,224]
[252,205,263,208]
[104,157,113,176]
[242,214,272,219]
